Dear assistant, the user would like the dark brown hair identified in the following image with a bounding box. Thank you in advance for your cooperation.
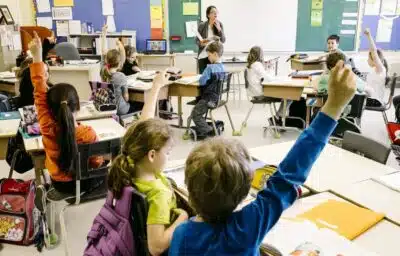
[47,83,80,173]
[206,41,224,57]
[102,49,121,82]
[247,46,264,68]
[185,137,252,224]
[108,119,173,198]
[326,52,345,70]
[124,45,137,58]
[327,34,340,43]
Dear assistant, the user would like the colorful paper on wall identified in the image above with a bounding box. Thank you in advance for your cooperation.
[365,0,381,15]
[151,28,163,39]
[151,19,163,29]
[311,0,324,10]
[183,2,199,15]
[381,0,397,15]
[185,21,198,38]
[56,20,69,36]
[150,0,162,5]
[311,10,323,27]
[37,0,51,13]
[54,0,74,7]
[151,6,163,19]
[376,18,393,42]
[52,7,73,20]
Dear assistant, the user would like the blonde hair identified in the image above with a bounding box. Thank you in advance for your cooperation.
[247,46,264,68]
[108,119,173,198]
[185,137,252,223]
[101,49,121,82]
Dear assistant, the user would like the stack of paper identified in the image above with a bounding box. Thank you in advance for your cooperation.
[262,219,379,256]
[0,71,16,79]
[137,71,157,81]
[175,75,201,85]
[373,172,400,192]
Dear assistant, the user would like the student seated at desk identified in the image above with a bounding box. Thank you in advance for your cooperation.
[168,60,357,255]
[191,41,225,138]
[316,52,370,96]
[246,46,292,126]
[28,32,104,202]
[121,45,141,76]
[108,71,188,256]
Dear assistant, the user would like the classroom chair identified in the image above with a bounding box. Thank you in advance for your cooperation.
[240,69,281,137]
[45,138,121,255]
[365,73,398,125]
[183,72,240,141]
[342,131,391,164]
[54,42,81,61]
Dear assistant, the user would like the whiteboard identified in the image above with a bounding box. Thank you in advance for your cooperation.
[201,0,298,52]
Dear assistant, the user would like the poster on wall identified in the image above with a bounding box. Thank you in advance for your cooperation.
[37,0,51,13]
[381,0,397,15]
[37,17,54,29]
[365,0,381,15]
[0,6,14,25]
[376,18,393,42]
[311,10,323,27]
[56,20,69,36]
[52,7,73,20]
[54,0,74,7]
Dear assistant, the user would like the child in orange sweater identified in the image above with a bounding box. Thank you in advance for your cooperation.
[29,32,103,197]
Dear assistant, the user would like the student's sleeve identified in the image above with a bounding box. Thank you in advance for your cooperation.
[199,66,211,86]
[30,62,55,137]
[217,22,226,43]
[146,190,171,225]
[231,112,337,247]
[254,62,273,83]
[356,77,366,93]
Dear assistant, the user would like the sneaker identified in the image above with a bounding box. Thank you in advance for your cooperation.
[34,185,47,213]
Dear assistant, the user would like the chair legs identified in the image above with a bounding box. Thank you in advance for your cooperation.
[59,205,70,256]
[240,104,255,134]
[383,111,388,124]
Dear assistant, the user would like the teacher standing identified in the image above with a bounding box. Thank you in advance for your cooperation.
[196,6,226,74]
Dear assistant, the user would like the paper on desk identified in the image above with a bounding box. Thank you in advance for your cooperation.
[102,0,114,16]
[373,172,400,192]
[36,0,51,13]
[36,17,53,29]
[176,75,201,85]
[0,71,16,79]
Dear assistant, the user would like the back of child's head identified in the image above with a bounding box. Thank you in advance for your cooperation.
[185,137,252,224]
[47,83,80,173]
[326,52,345,70]
[108,118,173,198]
[102,49,121,82]
[124,45,137,58]
[327,34,340,43]
[206,41,224,57]
[247,46,264,68]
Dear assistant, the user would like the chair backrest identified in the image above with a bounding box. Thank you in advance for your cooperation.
[386,73,398,109]
[347,94,367,119]
[75,138,121,181]
[89,81,114,101]
[342,131,391,164]
[213,72,233,105]
[244,69,250,89]
[130,188,150,256]
[55,42,80,60]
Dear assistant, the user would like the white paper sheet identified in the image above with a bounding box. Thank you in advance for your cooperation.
[341,19,357,25]
[185,21,197,38]
[56,21,69,37]
[12,34,21,51]
[36,17,53,29]
[376,18,393,42]
[36,0,51,13]
[340,29,356,35]
[106,15,116,32]
[102,0,115,16]
[52,7,73,20]
[342,12,358,17]
[381,0,397,15]
[365,0,382,15]
[68,20,81,35]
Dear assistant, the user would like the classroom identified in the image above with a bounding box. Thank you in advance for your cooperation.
[0,0,400,255]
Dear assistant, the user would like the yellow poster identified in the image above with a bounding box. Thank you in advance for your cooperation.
[311,10,323,27]
[311,0,323,10]
[53,0,74,7]
[151,19,163,29]
[151,6,163,19]
[183,2,199,16]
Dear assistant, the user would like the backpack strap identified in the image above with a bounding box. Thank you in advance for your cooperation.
[106,186,134,219]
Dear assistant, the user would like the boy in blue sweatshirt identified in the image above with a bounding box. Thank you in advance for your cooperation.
[191,41,225,137]
[169,60,356,256]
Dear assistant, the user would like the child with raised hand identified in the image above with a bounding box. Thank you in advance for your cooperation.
[108,71,188,256]
[121,45,141,76]
[364,28,389,107]
[169,60,356,255]
[29,32,103,194]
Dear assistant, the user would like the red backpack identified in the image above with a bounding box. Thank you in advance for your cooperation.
[0,179,40,245]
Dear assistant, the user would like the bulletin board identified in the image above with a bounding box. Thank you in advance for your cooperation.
[33,0,151,51]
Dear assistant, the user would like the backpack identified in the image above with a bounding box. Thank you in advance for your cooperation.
[84,186,135,256]
[6,132,34,174]
[93,88,117,112]
[0,178,40,245]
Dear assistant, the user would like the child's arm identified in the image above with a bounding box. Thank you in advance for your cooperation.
[116,39,126,70]
[101,25,108,57]
[253,62,274,83]
[139,71,169,121]
[364,28,385,74]
[237,61,356,245]
[199,66,211,86]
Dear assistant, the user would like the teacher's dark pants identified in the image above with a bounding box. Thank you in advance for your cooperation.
[198,57,211,74]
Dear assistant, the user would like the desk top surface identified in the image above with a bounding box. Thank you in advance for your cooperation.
[250,141,396,192]
[0,118,20,138]
[262,78,309,87]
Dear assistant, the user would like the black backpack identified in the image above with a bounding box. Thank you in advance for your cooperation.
[6,132,34,174]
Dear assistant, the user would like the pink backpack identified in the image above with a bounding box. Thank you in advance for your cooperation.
[84,186,135,256]
[0,179,40,245]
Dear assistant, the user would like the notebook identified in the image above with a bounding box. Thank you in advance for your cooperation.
[297,199,384,240]
[175,75,201,85]
[373,172,400,192]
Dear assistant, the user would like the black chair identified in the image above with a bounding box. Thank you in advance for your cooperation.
[183,72,239,141]
[365,73,398,124]
[342,131,391,164]
[46,138,121,254]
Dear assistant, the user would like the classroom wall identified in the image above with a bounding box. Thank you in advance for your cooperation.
[2,0,35,26]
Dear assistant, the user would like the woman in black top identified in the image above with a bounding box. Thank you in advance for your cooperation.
[121,45,141,76]
[196,6,226,73]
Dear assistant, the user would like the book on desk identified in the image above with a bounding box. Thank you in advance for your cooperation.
[373,172,400,193]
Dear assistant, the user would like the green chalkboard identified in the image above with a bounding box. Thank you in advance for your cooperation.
[169,0,201,53]
[296,0,360,52]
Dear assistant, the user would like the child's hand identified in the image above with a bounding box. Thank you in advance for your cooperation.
[102,24,108,34]
[364,28,371,36]
[153,70,170,90]
[322,60,356,120]
[28,31,43,63]
[116,39,124,50]
[174,208,189,221]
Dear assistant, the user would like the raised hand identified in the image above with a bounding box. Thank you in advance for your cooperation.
[153,70,170,90]
[28,31,43,63]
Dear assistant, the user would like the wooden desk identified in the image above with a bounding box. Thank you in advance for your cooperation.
[282,192,400,256]
[136,54,176,69]
[249,141,396,193]
[0,78,18,95]
[168,81,200,127]
[223,56,280,75]
[0,118,20,159]
[333,178,400,225]
[291,59,325,71]
[76,102,117,121]
[23,118,126,184]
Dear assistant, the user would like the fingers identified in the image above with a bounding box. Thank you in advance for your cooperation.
[330,60,344,82]
[339,66,351,85]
